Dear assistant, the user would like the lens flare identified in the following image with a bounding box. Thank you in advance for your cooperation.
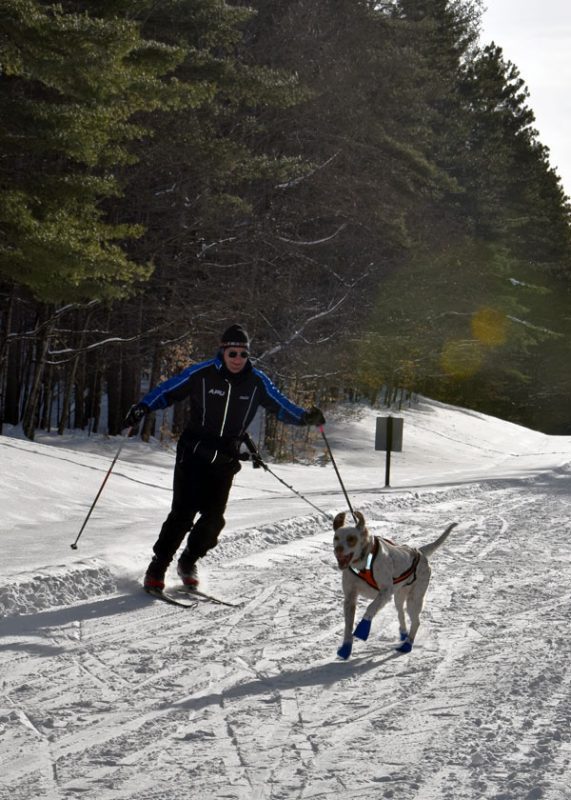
[441,340,483,379]
[471,308,507,346]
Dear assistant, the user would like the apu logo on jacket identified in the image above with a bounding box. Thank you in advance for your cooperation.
[208,388,225,397]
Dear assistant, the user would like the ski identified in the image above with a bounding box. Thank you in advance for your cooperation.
[174,586,240,608]
[145,588,197,608]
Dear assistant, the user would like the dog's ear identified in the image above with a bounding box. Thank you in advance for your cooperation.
[354,511,366,529]
[333,512,346,531]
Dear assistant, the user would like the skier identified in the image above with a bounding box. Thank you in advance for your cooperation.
[124,324,325,592]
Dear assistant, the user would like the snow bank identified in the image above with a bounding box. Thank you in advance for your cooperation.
[0,559,117,617]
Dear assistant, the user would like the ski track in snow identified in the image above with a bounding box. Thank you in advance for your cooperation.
[1,461,571,800]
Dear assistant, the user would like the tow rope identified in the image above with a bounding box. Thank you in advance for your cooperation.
[242,433,332,521]
[350,537,421,591]
[319,425,359,524]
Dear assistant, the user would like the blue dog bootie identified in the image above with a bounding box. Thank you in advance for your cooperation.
[337,642,353,660]
[353,618,371,641]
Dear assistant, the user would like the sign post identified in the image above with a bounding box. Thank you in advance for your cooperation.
[375,416,403,487]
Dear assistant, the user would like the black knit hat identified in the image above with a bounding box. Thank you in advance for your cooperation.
[220,324,250,349]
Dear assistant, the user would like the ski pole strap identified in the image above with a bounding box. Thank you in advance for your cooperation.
[319,425,358,523]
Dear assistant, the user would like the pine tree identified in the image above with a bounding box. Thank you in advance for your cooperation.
[0,0,193,302]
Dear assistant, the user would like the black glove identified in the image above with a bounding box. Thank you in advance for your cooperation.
[238,450,265,469]
[302,406,325,426]
[123,402,148,428]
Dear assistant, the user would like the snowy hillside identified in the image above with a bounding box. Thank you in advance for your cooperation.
[1,397,571,800]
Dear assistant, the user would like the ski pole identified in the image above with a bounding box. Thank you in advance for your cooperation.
[242,434,332,521]
[319,425,358,523]
[70,428,132,550]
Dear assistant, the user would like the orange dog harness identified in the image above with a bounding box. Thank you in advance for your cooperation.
[350,537,421,591]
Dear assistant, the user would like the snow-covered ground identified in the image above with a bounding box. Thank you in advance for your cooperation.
[1,397,570,800]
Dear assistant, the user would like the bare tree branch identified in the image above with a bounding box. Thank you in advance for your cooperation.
[5,300,100,343]
[276,223,347,247]
[256,294,349,362]
[275,152,340,190]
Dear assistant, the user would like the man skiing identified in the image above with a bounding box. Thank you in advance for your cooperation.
[124,324,325,593]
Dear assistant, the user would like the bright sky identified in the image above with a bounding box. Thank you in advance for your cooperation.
[480,1,571,198]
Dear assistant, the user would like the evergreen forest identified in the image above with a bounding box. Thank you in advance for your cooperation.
[1,0,570,447]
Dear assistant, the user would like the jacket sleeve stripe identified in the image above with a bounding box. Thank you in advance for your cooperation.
[142,359,215,411]
[254,368,305,423]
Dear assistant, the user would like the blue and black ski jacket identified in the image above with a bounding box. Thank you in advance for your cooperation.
[140,353,307,467]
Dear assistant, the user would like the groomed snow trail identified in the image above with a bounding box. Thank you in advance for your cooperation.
[1,469,570,800]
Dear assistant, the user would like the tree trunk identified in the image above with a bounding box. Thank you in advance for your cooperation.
[120,347,139,433]
[74,350,87,429]
[22,315,53,440]
[141,345,163,442]
[86,360,102,434]
[58,354,80,435]
[0,286,19,430]
[40,365,53,431]
[106,356,122,435]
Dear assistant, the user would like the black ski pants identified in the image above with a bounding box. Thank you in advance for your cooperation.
[152,446,237,569]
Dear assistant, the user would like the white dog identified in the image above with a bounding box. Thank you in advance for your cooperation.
[333,511,457,659]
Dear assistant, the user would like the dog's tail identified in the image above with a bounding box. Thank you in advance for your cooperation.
[419,522,458,558]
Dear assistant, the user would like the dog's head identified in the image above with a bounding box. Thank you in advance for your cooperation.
[333,510,370,570]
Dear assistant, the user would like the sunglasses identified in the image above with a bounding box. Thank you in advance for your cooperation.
[227,350,249,359]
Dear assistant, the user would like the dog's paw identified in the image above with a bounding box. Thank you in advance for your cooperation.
[396,638,412,654]
[337,642,352,660]
[353,618,371,641]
